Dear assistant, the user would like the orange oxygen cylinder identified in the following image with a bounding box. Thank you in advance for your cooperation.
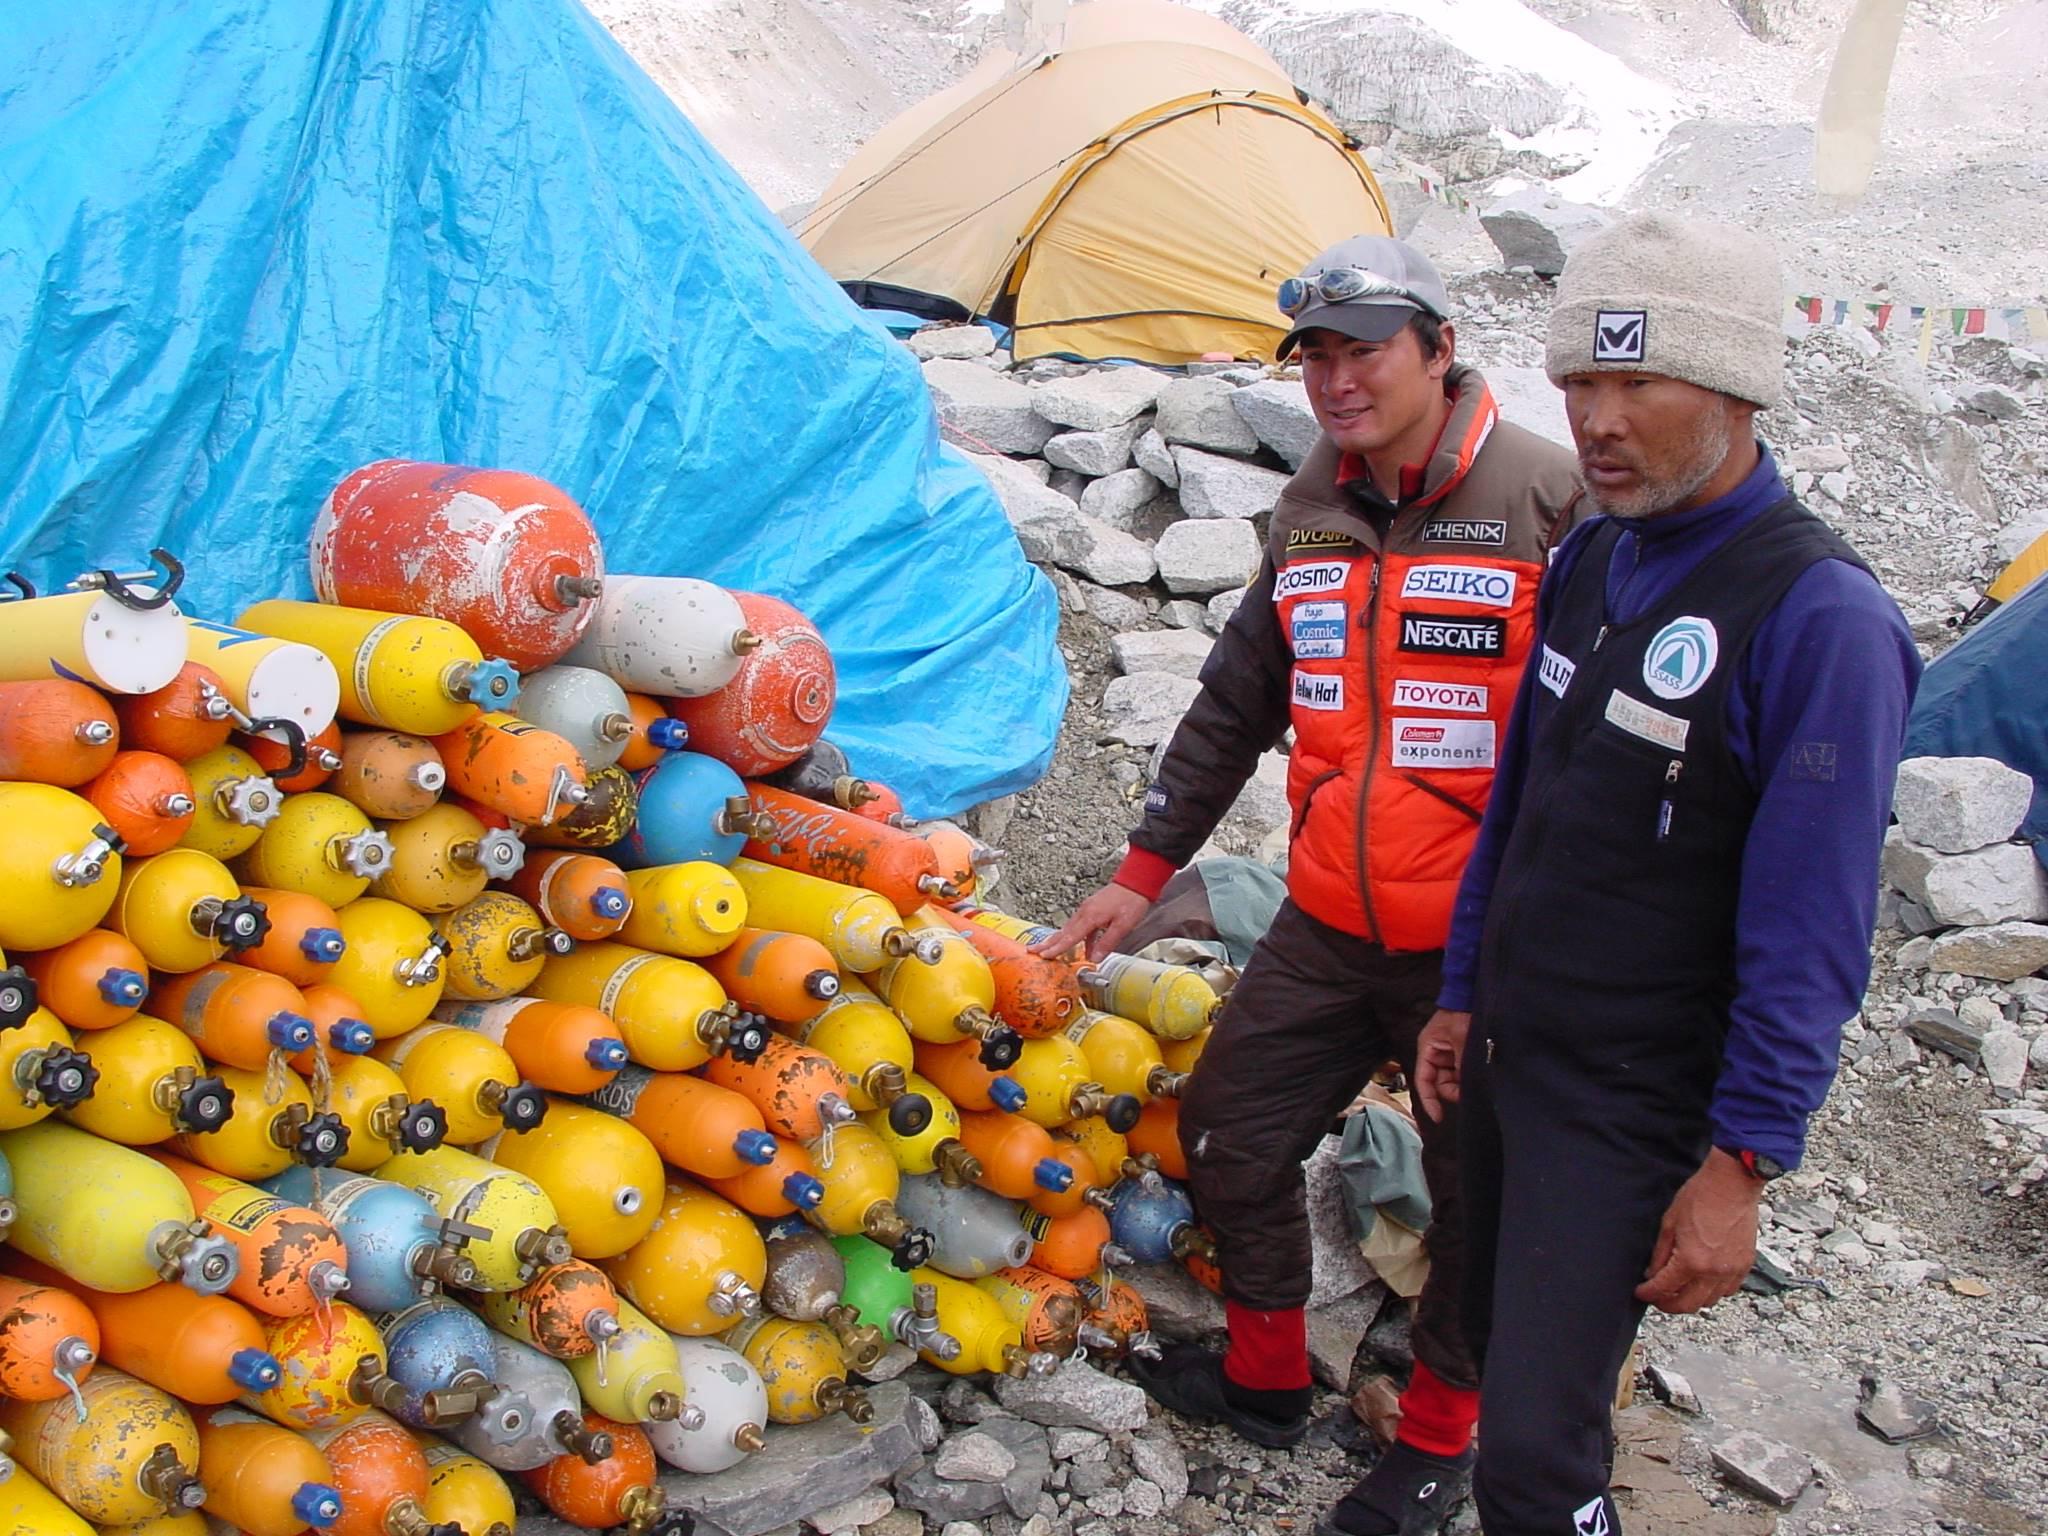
[333,731,448,822]
[111,663,235,763]
[0,1257,282,1405]
[0,1273,99,1403]
[666,592,834,777]
[619,862,748,958]
[476,1261,621,1362]
[585,1067,780,1183]
[700,1033,858,1145]
[433,893,571,1003]
[869,937,1021,1068]
[784,979,929,1123]
[703,926,840,1023]
[299,984,379,1058]
[976,1266,1084,1357]
[236,888,348,987]
[956,1110,1077,1205]
[168,1065,349,1180]
[530,942,768,1071]
[417,1440,516,1536]
[1027,1203,1117,1281]
[432,714,588,827]
[914,1036,1032,1115]
[145,963,316,1070]
[0,678,121,786]
[925,907,1082,1039]
[193,1405,344,1535]
[312,459,605,674]
[19,930,149,1030]
[616,693,688,772]
[704,1135,823,1220]
[244,1301,405,1432]
[0,1367,207,1522]
[84,751,197,855]
[1029,1136,1101,1219]
[105,849,270,975]
[905,820,988,905]
[324,1053,449,1171]
[1127,1096,1188,1180]
[304,1411,445,1536]
[149,1156,350,1319]
[240,720,343,793]
[518,761,636,851]
[373,803,526,914]
[1077,1273,1155,1359]
[523,1418,681,1536]
[372,1024,546,1145]
[742,784,957,914]
[431,998,628,1095]
[176,745,283,861]
[328,899,449,1038]
[502,850,632,941]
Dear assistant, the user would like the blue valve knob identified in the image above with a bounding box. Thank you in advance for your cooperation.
[585,1036,630,1070]
[1033,1157,1074,1193]
[783,1173,826,1210]
[734,1129,777,1166]
[327,1017,377,1055]
[98,967,147,1006]
[293,1483,344,1528]
[989,1077,1028,1114]
[591,886,629,919]
[300,927,346,963]
[646,717,689,750]
[267,1011,316,1052]
[228,1348,283,1391]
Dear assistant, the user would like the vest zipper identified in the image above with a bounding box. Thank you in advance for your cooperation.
[1657,758,1683,841]
[1355,558,1385,945]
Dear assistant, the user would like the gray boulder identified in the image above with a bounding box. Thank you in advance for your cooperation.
[1173,447,1290,520]
[1156,376,1260,455]
[1043,415,1150,477]
[1133,427,1179,487]
[1099,674,1202,748]
[1110,628,1214,680]
[1928,921,2048,981]
[925,359,1056,454]
[1230,379,1320,469]
[1031,368,1165,431]
[1478,188,1613,276]
[907,325,997,361]
[1155,518,1262,595]
[1079,468,1165,531]
[1892,755,2034,853]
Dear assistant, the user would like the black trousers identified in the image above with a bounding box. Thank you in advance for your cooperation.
[1178,898,1478,1390]
[1459,1032,1704,1534]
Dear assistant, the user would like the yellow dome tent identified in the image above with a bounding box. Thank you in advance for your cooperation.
[797,0,1392,365]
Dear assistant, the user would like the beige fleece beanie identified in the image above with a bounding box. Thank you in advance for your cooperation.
[1545,212,1786,407]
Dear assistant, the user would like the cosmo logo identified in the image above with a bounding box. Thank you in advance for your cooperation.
[1273,561,1351,600]
[1390,679,1488,714]
[1400,563,1516,607]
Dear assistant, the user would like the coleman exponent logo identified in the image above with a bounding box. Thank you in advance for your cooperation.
[1538,644,1575,699]
[1273,560,1351,600]
[1594,310,1647,363]
[1292,670,1344,711]
[1290,600,1347,660]
[1398,615,1506,657]
[1390,679,1488,714]
[1390,718,1496,769]
[1642,616,1719,700]
[1400,563,1516,608]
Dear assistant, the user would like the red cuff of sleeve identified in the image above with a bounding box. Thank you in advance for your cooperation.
[1112,845,1178,902]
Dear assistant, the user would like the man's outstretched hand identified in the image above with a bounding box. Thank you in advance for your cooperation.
[1412,1009,1471,1122]
[1635,1149,1763,1315]
[1030,882,1152,962]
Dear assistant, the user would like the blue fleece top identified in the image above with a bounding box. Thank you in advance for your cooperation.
[1438,447,1921,1167]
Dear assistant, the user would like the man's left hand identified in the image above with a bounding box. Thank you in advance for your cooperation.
[1634,1149,1763,1315]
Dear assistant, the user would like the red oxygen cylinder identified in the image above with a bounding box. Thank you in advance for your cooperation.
[434,713,589,826]
[503,850,633,941]
[743,784,958,914]
[84,751,198,855]
[851,782,905,822]
[0,679,121,785]
[312,460,605,672]
[112,663,236,762]
[665,592,834,776]
[20,930,150,1031]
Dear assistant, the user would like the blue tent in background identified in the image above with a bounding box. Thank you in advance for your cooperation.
[0,0,1063,815]
[1904,578,2048,868]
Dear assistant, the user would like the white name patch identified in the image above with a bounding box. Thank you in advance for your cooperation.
[1538,645,1576,699]
[1391,678,1489,714]
[1292,670,1345,711]
[1399,563,1516,608]
[1274,561,1351,600]
[1604,690,1689,752]
[1290,600,1347,659]
[1390,718,1496,769]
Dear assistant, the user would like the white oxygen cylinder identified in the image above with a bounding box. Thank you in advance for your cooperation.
[644,1335,768,1474]
[563,577,757,697]
[512,666,636,770]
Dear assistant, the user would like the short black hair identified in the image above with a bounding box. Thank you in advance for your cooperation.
[1409,311,1449,362]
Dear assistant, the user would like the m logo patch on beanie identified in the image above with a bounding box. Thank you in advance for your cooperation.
[1594,310,1647,363]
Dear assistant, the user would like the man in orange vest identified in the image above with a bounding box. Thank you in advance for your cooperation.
[1037,236,1582,1534]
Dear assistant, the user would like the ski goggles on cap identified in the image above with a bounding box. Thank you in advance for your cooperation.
[1277,267,1439,319]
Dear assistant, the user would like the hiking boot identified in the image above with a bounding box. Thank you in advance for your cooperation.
[1127,1342,1308,1449]
[1316,1441,1475,1536]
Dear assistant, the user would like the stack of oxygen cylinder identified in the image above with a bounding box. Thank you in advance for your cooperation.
[0,459,1226,1536]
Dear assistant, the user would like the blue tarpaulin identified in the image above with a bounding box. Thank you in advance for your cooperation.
[0,0,1063,815]
[1904,578,2048,869]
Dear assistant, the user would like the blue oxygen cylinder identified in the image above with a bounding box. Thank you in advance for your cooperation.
[1103,1174,1201,1265]
[375,1295,510,1434]
[613,752,771,868]
[264,1169,478,1312]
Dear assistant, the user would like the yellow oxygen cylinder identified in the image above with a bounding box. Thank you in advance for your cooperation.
[531,942,766,1072]
[1067,1009,1186,1102]
[375,1146,573,1292]
[601,1181,766,1337]
[243,1302,402,1431]
[868,926,1020,1064]
[618,863,748,958]
[64,1014,235,1145]
[564,1298,686,1425]
[328,899,448,1037]
[728,858,940,973]
[170,1066,348,1179]
[0,783,124,950]
[232,793,395,910]
[234,601,519,736]
[371,1024,546,1146]
[418,1439,517,1536]
[0,577,186,695]
[787,979,922,1116]
[725,1314,870,1426]
[92,1514,211,1536]
[0,1122,238,1294]
[0,1366,207,1522]
[912,1269,1053,1379]
[1008,1035,1139,1132]
[180,619,340,740]
[434,893,571,1002]
[0,1007,99,1131]
[323,1053,450,1171]
[1063,1115,1130,1191]
[0,1468,97,1536]
[804,1121,933,1271]
[1161,1027,1209,1075]
[106,850,269,975]
[372,803,526,914]
[863,1071,980,1184]
[176,746,282,861]
[1080,954,1219,1040]
[479,1101,663,1259]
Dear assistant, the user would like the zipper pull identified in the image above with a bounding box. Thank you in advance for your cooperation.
[1656,759,1683,842]
[1593,623,1610,652]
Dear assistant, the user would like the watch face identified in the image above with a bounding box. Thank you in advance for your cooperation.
[1754,1153,1789,1182]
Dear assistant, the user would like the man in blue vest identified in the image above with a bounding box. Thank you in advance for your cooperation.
[1411,213,1920,1535]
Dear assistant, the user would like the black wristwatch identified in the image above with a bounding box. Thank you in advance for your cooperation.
[1723,1147,1789,1183]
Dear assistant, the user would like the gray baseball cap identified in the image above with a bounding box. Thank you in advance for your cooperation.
[1276,236,1452,358]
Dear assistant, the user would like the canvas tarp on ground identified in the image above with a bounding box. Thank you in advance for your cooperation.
[798,0,1391,365]
[0,0,1063,815]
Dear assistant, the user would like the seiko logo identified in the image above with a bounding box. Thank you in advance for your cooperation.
[1400,563,1516,608]
[1286,528,1358,550]
[1391,679,1488,713]
[1421,518,1508,546]
[1273,561,1351,600]
[1292,671,1344,711]
[1398,615,1506,656]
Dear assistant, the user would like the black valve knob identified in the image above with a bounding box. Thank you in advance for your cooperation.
[885,1092,934,1139]
[724,1012,770,1063]
[33,1046,98,1108]
[892,1227,936,1272]
[1102,1092,1143,1134]
[496,1081,548,1133]
[396,1097,449,1152]
[212,895,271,950]
[976,1026,1023,1071]
[293,1110,350,1167]
[176,1073,235,1134]
[0,965,38,1030]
